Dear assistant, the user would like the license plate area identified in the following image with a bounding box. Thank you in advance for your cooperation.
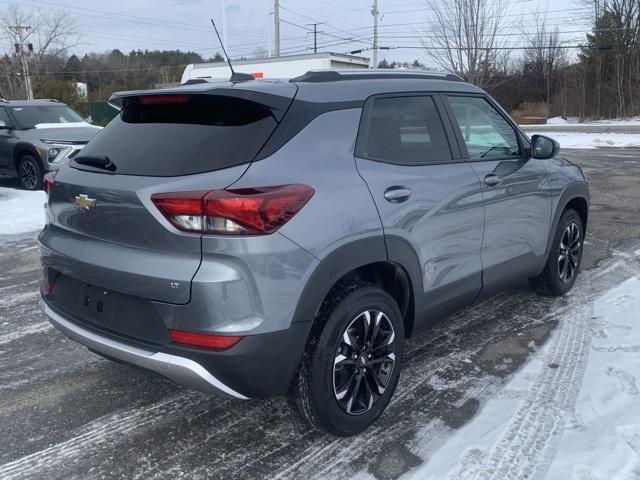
[49,271,169,346]
[82,285,110,316]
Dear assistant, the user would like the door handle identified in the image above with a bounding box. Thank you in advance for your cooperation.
[484,174,502,187]
[384,186,411,203]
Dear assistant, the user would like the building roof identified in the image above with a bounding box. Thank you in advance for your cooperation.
[188,52,370,71]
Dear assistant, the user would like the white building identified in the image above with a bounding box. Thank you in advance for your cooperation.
[181,52,370,83]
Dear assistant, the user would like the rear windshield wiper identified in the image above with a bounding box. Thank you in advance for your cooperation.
[74,155,117,172]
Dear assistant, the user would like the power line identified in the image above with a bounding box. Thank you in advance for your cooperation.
[384,42,640,51]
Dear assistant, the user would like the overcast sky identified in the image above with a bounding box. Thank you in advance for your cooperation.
[10,0,587,66]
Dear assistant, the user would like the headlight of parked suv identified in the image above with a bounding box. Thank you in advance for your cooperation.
[41,140,83,164]
[47,146,73,163]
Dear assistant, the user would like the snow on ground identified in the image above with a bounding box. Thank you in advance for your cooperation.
[401,273,640,480]
[0,188,46,235]
[528,131,640,149]
[536,116,640,126]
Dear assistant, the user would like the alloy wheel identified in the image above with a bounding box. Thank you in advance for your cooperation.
[19,160,38,190]
[333,309,396,415]
[558,222,581,283]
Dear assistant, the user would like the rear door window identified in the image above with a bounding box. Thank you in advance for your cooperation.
[74,94,279,176]
[446,96,520,159]
[356,95,453,165]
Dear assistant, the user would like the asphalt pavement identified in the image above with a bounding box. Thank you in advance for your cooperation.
[0,148,639,480]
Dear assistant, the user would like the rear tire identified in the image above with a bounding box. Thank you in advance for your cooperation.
[530,208,584,296]
[289,283,404,437]
[18,155,44,191]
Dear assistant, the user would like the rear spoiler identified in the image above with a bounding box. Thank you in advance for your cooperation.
[108,86,297,122]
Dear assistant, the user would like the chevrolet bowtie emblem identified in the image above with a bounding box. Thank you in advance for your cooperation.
[74,194,96,210]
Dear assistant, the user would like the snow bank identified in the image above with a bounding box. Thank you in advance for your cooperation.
[546,116,573,125]
[401,275,640,480]
[0,187,46,235]
[528,131,640,149]
[532,116,640,126]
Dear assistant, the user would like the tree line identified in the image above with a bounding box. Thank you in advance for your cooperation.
[420,0,640,120]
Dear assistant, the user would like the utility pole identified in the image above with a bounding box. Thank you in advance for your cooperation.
[266,0,271,57]
[274,0,280,57]
[306,22,324,53]
[371,0,379,68]
[10,25,33,100]
[222,0,228,54]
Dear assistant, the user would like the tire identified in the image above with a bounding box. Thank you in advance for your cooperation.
[289,283,404,437]
[18,155,44,191]
[530,208,584,296]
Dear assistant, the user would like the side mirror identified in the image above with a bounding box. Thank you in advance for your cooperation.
[0,120,10,130]
[530,134,560,159]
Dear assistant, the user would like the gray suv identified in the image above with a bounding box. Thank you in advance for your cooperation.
[0,99,101,190]
[39,70,589,436]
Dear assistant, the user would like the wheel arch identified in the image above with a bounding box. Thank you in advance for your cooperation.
[543,181,590,267]
[13,143,42,172]
[291,236,422,338]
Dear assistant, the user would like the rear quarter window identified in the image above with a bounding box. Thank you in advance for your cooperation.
[356,95,452,165]
[74,95,279,176]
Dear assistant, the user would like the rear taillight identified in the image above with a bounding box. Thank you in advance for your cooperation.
[151,184,314,235]
[43,171,56,195]
[138,94,190,105]
[169,329,243,350]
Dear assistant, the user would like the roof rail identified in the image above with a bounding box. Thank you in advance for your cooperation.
[290,69,464,83]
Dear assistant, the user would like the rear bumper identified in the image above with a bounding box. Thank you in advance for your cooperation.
[41,296,313,399]
[40,299,248,399]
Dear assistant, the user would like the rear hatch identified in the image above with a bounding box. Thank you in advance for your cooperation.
[41,82,296,316]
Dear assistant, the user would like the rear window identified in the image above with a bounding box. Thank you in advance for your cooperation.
[74,95,279,176]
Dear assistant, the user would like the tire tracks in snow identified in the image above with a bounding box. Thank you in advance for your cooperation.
[445,252,640,480]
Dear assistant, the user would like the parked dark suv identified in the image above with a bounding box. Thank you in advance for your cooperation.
[39,70,589,436]
[0,99,101,190]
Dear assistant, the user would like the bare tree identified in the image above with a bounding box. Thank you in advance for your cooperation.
[608,0,640,117]
[420,0,511,87]
[523,16,568,104]
[0,3,79,98]
[580,0,607,118]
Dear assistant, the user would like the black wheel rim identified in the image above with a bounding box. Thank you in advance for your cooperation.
[333,309,396,415]
[558,222,581,283]
[19,160,38,189]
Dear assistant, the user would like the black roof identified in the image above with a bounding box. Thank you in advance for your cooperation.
[110,69,483,107]
[290,69,464,83]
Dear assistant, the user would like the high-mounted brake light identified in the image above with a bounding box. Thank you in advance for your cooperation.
[151,184,314,235]
[169,329,243,350]
[138,95,190,105]
[43,171,56,195]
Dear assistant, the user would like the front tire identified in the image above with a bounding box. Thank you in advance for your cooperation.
[290,283,404,437]
[530,208,584,296]
[18,155,44,191]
